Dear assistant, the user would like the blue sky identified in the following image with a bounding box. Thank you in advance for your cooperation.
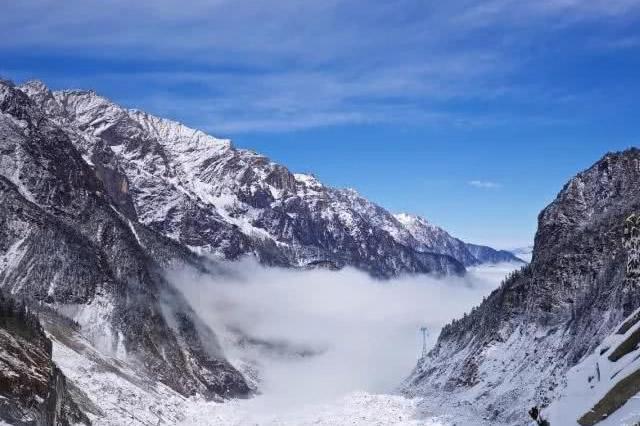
[2,0,639,248]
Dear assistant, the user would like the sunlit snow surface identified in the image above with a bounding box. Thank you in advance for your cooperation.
[547,306,640,425]
[49,262,519,425]
[181,392,447,425]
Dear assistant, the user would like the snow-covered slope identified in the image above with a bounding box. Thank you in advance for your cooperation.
[549,307,640,425]
[394,213,524,266]
[393,213,479,266]
[16,80,514,278]
[0,79,249,400]
[402,148,640,425]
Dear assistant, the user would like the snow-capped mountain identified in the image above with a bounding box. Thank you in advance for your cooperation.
[0,80,249,400]
[16,80,514,278]
[403,148,640,424]
[394,213,524,266]
[0,77,523,422]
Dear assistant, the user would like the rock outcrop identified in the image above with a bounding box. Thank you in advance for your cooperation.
[0,79,249,400]
[403,148,640,424]
[0,290,89,425]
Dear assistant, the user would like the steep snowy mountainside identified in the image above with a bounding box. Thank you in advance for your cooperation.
[548,213,640,425]
[0,79,249,399]
[393,213,479,266]
[549,306,640,425]
[19,80,251,259]
[394,213,524,266]
[17,80,532,277]
[40,307,193,425]
[403,148,640,425]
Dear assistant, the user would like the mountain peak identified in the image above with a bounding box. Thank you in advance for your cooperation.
[394,212,430,226]
[21,79,48,92]
[293,173,323,189]
[14,81,540,277]
[0,77,15,87]
[394,213,442,235]
[127,108,232,151]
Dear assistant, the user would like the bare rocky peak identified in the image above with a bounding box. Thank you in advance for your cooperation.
[0,290,90,425]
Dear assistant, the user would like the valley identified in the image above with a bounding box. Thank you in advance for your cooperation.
[1,76,640,426]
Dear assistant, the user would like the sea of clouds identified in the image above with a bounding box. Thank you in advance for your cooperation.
[167,259,519,411]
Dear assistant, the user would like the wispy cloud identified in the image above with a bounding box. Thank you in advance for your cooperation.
[469,180,502,189]
[1,0,639,133]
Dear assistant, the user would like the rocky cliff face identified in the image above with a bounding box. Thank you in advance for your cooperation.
[0,290,89,425]
[545,214,640,425]
[403,148,640,424]
[0,79,249,400]
[15,80,525,278]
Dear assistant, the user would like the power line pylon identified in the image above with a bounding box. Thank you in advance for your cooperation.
[420,326,429,358]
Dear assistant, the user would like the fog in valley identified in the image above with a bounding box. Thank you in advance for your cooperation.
[167,259,519,419]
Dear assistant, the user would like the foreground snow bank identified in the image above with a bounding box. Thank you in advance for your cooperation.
[181,392,448,426]
[548,307,640,425]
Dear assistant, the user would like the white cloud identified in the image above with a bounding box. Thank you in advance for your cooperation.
[2,0,638,132]
[166,258,520,409]
[469,180,501,189]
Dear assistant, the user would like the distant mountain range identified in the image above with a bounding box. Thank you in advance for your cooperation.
[394,213,525,266]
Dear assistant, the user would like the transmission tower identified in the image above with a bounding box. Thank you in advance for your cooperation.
[420,326,429,358]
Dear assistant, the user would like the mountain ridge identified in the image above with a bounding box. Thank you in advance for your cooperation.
[17,79,519,278]
[0,79,251,401]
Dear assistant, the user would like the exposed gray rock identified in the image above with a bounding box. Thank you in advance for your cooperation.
[0,290,89,425]
[403,148,640,424]
[17,80,475,278]
[0,80,249,399]
[394,213,481,266]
